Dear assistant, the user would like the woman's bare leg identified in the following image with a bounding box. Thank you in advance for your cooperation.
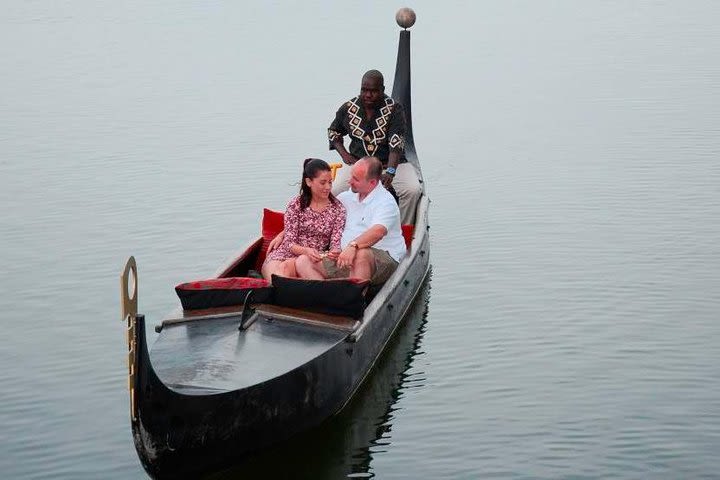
[295,255,326,280]
[261,260,284,281]
[263,259,298,281]
[282,258,297,278]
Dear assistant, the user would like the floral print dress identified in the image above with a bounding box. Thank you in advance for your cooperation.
[265,195,346,262]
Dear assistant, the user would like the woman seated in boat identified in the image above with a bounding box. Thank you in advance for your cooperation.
[262,158,346,281]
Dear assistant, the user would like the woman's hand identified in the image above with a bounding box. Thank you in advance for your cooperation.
[267,230,285,253]
[304,247,323,263]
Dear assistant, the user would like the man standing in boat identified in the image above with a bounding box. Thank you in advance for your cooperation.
[328,69,421,225]
[295,157,406,285]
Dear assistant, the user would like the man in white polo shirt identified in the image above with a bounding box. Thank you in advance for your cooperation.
[295,156,406,285]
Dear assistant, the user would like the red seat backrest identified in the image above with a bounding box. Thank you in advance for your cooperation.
[255,208,284,270]
[401,224,414,249]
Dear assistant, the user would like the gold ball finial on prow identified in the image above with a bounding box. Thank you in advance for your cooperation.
[396,7,416,29]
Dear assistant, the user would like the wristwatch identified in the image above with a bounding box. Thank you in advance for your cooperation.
[348,241,359,249]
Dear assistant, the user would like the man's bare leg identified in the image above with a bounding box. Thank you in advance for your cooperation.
[350,249,375,282]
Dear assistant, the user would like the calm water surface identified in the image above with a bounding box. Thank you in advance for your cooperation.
[1,1,719,478]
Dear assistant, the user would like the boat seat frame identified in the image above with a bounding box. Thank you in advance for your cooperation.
[157,302,359,333]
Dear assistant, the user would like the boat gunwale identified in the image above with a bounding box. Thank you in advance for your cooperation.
[349,191,429,341]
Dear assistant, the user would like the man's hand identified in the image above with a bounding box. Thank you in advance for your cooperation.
[341,152,358,166]
[326,249,341,261]
[381,172,395,189]
[337,246,356,269]
[334,141,357,166]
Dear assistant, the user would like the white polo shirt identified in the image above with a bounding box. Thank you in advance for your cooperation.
[337,183,407,262]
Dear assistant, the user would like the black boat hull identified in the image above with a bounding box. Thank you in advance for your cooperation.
[131,203,430,478]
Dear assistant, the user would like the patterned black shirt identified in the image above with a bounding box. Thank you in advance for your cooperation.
[328,94,406,165]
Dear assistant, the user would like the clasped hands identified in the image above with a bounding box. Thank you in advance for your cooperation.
[267,233,354,268]
[302,247,340,263]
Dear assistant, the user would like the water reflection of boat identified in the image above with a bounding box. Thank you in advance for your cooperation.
[208,276,431,480]
[118,9,429,479]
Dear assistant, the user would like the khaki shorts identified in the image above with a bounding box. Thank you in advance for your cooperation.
[322,248,398,285]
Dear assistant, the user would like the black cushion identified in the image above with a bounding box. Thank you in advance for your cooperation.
[271,275,369,318]
[175,277,272,310]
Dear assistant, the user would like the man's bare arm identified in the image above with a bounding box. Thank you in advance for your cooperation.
[333,141,358,166]
[336,225,388,268]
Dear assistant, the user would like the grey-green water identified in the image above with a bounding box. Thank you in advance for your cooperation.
[2,1,719,478]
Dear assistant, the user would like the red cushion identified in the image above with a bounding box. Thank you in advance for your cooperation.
[401,224,414,249]
[256,208,285,269]
[262,208,284,239]
[177,277,270,290]
[175,277,272,310]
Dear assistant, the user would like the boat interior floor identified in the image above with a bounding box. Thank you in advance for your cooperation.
[151,313,348,394]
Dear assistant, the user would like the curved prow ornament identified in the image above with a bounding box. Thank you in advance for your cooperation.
[120,256,138,421]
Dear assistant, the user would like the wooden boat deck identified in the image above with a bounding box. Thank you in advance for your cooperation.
[151,314,348,394]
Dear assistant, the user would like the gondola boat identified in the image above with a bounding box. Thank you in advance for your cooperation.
[119,9,429,479]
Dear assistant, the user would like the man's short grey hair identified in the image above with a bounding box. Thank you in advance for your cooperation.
[359,156,383,180]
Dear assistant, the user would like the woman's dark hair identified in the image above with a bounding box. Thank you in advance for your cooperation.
[299,158,337,210]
